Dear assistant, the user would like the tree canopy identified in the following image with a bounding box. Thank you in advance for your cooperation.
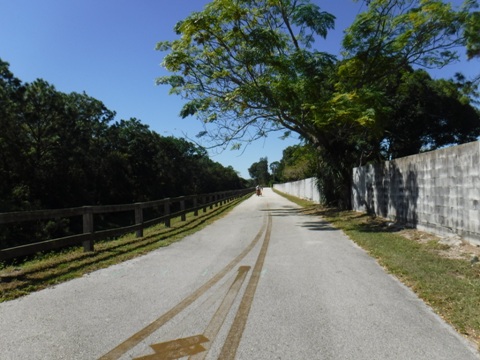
[158,0,480,207]
[248,157,271,185]
[156,0,337,148]
[0,59,247,248]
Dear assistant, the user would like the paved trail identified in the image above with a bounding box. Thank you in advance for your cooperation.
[1,188,478,359]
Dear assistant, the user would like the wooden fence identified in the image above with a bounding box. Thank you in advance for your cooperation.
[0,188,253,261]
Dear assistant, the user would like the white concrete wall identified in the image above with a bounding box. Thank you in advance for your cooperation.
[273,177,321,203]
[352,141,480,245]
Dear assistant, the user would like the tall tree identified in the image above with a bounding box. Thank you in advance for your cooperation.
[248,157,270,185]
[269,161,281,183]
[317,0,480,205]
[157,0,479,207]
[279,144,317,182]
[0,59,249,248]
[0,60,26,211]
[381,70,480,159]
[156,0,336,148]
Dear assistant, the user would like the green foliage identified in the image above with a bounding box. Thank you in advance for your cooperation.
[464,9,480,59]
[248,157,270,185]
[316,0,480,206]
[343,0,476,70]
[382,70,480,159]
[277,144,317,182]
[0,59,246,249]
[269,161,281,183]
[157,0,480,209]
[157,0,337,148]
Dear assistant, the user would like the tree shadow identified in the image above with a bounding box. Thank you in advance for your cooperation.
[265,206,338,231]
[352,160,419,228]
[261,207,305,217]
[301,220,336,231]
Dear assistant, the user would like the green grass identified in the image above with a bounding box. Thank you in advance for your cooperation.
[0,195,250,302]
[273,189,480,348]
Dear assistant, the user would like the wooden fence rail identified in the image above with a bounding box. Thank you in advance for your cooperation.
[0,188,253,261]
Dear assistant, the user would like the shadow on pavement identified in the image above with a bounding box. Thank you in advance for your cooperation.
[263,207,337,231]
[301,221,336,231]
[261,208,304,217]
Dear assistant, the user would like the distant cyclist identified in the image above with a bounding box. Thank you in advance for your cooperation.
[256,185,262,196]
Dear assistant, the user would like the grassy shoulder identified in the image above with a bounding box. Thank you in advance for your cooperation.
[274,189,480,348]
[0,194,251,302]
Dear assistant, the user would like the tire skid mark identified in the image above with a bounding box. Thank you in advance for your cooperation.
[99,213,268,360]
[187,266,250,360]
[218,209,273,360]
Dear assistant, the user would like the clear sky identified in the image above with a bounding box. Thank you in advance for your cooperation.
[0,0,477,178]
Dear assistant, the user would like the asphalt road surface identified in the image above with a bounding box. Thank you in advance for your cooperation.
[1,188,478,360]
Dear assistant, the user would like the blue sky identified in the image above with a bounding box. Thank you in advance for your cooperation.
[0,0,478,178]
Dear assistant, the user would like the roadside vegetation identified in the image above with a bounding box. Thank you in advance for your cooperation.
[0,194,251,302]
[158,0,480,208]
[274,189,480,349]
[0,59,249,249]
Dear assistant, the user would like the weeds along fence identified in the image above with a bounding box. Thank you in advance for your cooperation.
[0,188,253,261]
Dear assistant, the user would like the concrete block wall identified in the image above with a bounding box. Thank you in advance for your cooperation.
[352,141,480,245]
[273,177,321,203]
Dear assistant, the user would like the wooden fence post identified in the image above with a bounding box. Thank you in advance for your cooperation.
[164,200,171,227]
[135,203,143,238]
[203,196,207,213]
[82,206,94,252]
[180,198,186,221]
[193,196,198,216]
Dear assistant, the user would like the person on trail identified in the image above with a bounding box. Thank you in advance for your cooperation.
[256,185,262,196]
